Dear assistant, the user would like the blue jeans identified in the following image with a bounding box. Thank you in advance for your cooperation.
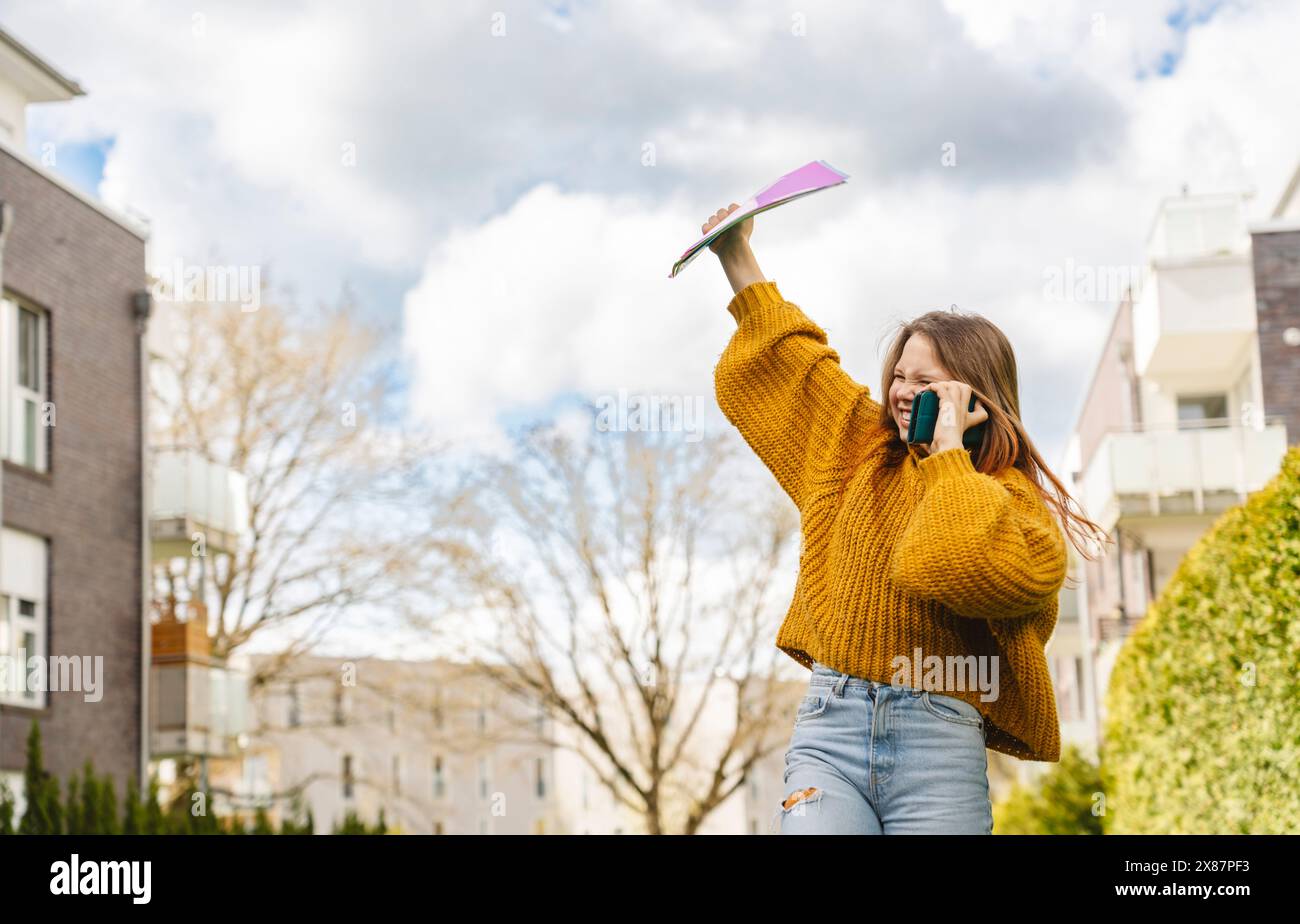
[773,660,993,834]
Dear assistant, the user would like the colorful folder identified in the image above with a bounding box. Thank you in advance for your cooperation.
[669,159,850,278]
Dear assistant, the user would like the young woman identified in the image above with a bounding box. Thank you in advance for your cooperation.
[702,203,1106,835]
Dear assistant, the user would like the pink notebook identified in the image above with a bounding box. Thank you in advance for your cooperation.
[669,159,850,278]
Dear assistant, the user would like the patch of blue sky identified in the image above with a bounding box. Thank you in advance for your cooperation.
[28,135,112,198]
[1135,0,1229,80]
[496,388,592,436]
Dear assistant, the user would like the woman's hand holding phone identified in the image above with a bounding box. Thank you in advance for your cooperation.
[919,381,989,455]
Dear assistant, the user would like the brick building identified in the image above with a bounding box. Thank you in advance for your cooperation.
[0,26,149,811]
[1250,164,1300,447]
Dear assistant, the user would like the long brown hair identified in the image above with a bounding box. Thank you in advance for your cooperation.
[875,306,1109,579]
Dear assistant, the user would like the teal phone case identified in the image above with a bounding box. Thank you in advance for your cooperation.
[906,389,985,450]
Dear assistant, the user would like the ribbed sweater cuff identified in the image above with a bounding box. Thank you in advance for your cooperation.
[916,445,977,486]
[725,279,783,324]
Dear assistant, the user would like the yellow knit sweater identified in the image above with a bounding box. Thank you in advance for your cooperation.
[714,280,1069,761]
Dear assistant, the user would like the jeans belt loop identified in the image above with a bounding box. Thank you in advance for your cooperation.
[832,672,848,697]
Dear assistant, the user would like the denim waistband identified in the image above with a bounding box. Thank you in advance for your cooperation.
[810,660,903,690]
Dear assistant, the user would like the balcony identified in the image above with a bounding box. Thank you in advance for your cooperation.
[1145,192,1247,262]
[1097,614,1142,643]
[1056,581,1080,623]
[1080,417,1289,531]
[150,598,251,760]
[150,447,249,557]
[1131,194,1256,378]
[150,658,251,759]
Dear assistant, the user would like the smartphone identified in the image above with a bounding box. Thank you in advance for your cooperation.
[906,388,986,450]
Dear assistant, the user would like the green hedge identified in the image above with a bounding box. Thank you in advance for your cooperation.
[992,743,1105,834]
[0,720,326,835]
[1101,444,1300,833]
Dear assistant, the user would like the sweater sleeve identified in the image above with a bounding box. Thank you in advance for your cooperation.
[713,280,891,512]
[889,446,1068,621]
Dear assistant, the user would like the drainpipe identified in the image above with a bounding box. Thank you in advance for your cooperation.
[1114,526,1128,625]
[0,203,11,549]
[1070,543,1102,755]
[0,202,10,768]
[133,288,153,793]
[1117,336,1142,431]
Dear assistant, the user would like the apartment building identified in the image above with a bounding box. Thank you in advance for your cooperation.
[1051,171,1300,760]
[243,655,564,834]
[239,654,811,834]
[0,26,149,810]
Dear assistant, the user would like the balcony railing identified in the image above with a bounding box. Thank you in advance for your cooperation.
[150,447,250,555]
[150,660,250,759]
[1145,193,1247,262]
[1129,253,1256,378]
[1079,417,1289,529]
[1097,615,1142,643]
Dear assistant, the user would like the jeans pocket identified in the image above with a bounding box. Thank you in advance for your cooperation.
[920,691,983,728]
[794,691,831,725]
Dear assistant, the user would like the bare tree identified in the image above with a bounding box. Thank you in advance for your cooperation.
[437,407,803,834]
[148,290,459,681]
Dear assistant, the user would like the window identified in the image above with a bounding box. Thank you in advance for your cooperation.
[430,687,444,730]
[432,754,445,799]
[1074,657,1086,721]
[288,682,300,727]
[535,756,546,799]
[243,754,271,808]
[2,297,49,470]
[1053,655,1088,722]
[392,755,401,797]
[341,754,354,799]
[1177,393,1228,428]
[1054,657,1071,721]
[0,528,47,708]
[0,597,42,706]
[0,771,24,822]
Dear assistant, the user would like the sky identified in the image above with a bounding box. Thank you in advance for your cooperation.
[5,0,1299,473]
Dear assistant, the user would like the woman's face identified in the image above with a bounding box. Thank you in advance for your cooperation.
[888,333,953,442]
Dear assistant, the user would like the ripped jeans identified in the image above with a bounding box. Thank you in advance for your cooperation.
[773,660,993,834]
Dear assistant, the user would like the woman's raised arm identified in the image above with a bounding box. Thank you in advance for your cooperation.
[707,208,891,512]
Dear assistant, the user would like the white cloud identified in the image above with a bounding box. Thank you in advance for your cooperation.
[3,0,1297,472]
